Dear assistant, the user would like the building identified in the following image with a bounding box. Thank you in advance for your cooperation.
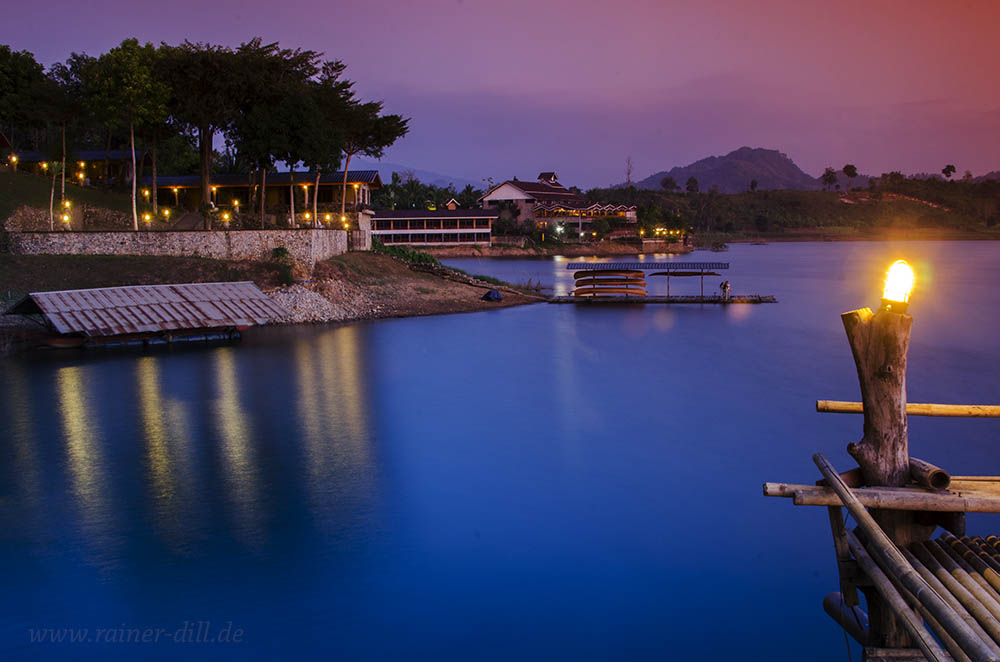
[142,170,382,214]
[371,209,497,246]
[479,172,637,237]
[9,149,135,187]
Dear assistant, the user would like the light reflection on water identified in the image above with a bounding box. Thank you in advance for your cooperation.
[2,242,1000,660]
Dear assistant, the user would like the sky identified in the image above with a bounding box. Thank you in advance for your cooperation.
[6,0,1000,188]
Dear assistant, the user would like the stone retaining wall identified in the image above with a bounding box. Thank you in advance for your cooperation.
[9,228,348,269]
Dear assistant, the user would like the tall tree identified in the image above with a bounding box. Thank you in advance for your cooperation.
[338,101,408,218]
[660,176,678,192]
[843,164,858,191]
[159,41,240,228]
[93,39,168,230]
[942,164,956,179]
[0,45,44,152]
[685,176,699,193]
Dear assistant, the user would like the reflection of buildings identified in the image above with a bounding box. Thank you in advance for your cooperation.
[136,357,196,549]
[213,348,263,546]
[480,172,637,236]
[294,324,374,527]
[56,365,111,540]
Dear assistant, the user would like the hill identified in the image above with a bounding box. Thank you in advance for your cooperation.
[634,147,821,193]
[351,158,481,190]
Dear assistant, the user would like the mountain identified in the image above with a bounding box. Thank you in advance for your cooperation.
[634,147,821,193]
[351,158,482,191]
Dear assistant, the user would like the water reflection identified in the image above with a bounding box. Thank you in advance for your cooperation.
[213,348,263,547]
[3,363,41,520]
[294,325,374,527]
[136,356,196,551]
[56,365,113,546]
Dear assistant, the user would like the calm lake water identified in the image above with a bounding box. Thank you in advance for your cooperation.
[3,241,1000,660]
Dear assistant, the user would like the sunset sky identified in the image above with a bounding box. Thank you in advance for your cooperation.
[7,0,999,188]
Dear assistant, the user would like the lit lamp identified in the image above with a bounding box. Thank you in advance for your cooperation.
[880,259,914,314]
[63,200,71,209]
[304,212,311,221]
[172,187,179,205]
[143,189,150,199]
[9,155,17,164]
[211,186,218,202]
[222,211,230,224]
[143,213,152,225]
[41,162,48,171]
[78,161,85,169]
[77,172,85,182]
[233,199,240,211]
[61,213,70,225]
[324,213,332,224]
[163,208,171,219]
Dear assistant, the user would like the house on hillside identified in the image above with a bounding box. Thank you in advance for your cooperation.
[479,172,637,237]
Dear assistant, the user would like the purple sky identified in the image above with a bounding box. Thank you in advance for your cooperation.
[8,0,1000,188]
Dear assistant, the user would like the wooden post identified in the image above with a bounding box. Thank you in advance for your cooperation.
[841,306,925,650]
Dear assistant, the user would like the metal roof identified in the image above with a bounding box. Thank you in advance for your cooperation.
[143,170,383,188]
[10,282,287,338]
[372,208,499,219]
[566,262,729,271]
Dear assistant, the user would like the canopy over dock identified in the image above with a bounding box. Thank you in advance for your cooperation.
[565,261,729,271]
[8,281,286,343]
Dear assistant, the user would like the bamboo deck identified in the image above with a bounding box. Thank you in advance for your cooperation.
[548,294,777,304]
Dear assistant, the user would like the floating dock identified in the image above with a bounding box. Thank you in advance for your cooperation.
[549,294,777,304]
[560,261,776,303]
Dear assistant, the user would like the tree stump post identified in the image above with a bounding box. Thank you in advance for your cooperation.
[841,307,933,650]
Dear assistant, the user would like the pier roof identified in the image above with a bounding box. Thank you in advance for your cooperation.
[566,262,729,271]
[8,282,286,338]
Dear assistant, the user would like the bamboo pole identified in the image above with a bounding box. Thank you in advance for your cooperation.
[934,541,1000,606]
[845,531,955,662]
[814,453,998,661]
[945,535,1000,595]
[907,545,1000,653]
[911,458,952,491]
[817,401,1000,418]
[763,482,1000,513]
[925,542,1000,624]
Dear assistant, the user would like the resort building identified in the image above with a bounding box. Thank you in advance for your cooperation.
[479,172,637,236]
[141,171,382,214]
[9,149,135,187]
[371,209,497,246]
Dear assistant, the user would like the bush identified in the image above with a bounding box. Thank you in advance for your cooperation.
[371,238,439,265]
[270,246,295,285]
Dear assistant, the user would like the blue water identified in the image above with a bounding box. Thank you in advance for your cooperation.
[2,241,1000,660]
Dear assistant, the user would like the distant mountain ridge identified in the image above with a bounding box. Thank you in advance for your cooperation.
[351,158,482,190]
[634,147,822,193]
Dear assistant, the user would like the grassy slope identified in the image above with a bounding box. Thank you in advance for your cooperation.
[0,169,133,220]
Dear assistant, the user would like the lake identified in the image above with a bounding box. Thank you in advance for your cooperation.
[3,241,1000,660]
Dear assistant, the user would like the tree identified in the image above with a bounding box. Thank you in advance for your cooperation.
[685,176,699,193]
[93,39,168,230]
[942,164,956,179]
[301,60,354,225]
[843,164,858,191]
[0,45,44,152]
[821,167,838,191]
[660,176,678,192]
[338,101,408,218]
[159,41,241,227]
[625,156,633,187]
[749,179,758,192]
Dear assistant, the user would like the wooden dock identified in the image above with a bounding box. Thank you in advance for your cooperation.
[548,294,777,304]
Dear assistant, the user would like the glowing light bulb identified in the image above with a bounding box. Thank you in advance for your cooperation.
[881,260,915,313]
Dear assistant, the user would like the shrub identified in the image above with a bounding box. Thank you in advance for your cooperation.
[371,238,439,265]
[270,246,295,285]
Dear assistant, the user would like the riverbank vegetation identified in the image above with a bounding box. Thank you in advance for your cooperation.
[588,175,1000,239]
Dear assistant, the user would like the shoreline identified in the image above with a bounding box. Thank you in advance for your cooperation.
[0,252,541,355]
